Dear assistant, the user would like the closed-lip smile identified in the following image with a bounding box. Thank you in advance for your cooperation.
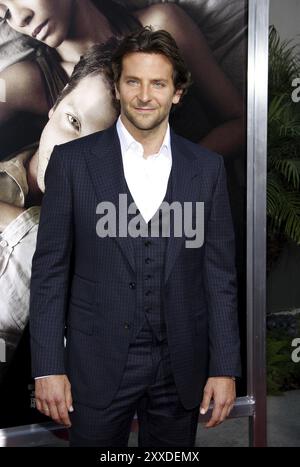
[135,107,156,111]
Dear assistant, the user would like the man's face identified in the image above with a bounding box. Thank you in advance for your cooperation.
[37,74,118,192]
[115,52,182,135]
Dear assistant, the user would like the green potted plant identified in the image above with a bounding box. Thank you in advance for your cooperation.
[267,27,300,394]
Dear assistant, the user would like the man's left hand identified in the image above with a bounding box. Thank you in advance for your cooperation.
[200,377,236,428]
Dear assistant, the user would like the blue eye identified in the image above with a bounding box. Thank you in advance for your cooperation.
[127,80,138,86]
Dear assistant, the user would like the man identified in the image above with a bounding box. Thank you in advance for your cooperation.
[0,39,119,379]
[30,27,241,447]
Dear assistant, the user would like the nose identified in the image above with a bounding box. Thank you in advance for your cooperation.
[138,84,151,103]
[13,8,33,28]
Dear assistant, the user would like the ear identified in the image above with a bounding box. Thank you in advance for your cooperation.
[48,107,54,119]
[172,88,183,105]
[115,83,120,101]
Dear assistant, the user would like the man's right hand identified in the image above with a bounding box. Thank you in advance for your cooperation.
[35,375,73,427]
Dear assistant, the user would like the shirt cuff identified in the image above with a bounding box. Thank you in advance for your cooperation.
[35,375,53,380]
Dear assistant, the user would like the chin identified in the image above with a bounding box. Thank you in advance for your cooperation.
[136,120,162,131]
[131,116,157,129]
[44,30,65,49]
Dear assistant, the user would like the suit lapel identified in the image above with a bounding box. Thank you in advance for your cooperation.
[85,125,201,281]
[85,125,136,273]
[164,131,200,284]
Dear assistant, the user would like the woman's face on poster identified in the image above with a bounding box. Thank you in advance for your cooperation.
[0,0,74,47]
[37,74,118,192]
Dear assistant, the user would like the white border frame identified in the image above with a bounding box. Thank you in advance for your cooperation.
[0,0,269,447]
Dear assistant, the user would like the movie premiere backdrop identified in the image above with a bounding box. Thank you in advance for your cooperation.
[0,0,248,428]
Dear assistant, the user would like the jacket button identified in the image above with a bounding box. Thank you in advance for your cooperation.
[129,282,136,289]
[124,322,130,329]
[145,258,151,264]
[144,240,152,247]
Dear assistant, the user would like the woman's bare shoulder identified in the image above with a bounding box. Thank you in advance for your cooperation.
[134,3,185,30]
[0,60,49,115]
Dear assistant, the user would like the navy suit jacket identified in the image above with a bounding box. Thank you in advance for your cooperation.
[29,124,241,410]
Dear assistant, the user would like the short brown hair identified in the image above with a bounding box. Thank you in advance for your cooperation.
[111,26,192,100]
[54,37,120,112]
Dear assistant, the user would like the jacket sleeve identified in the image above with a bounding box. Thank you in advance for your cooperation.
[29,146,73,377]
[203,156,241,378]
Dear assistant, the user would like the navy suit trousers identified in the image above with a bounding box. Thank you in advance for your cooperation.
[68,321,200,447]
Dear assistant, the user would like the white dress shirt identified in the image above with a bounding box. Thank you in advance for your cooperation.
[116,116,172,223]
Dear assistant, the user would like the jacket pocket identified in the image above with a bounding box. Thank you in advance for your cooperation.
[70,273,96,306]
[67,302,95,336]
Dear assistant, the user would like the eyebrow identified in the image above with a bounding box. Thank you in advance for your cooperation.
[124,75,169,83]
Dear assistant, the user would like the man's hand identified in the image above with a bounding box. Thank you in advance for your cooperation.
[35,375,73,427]
[200,377,236,428]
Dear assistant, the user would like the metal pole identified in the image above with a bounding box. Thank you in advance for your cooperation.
[247,0,269,448]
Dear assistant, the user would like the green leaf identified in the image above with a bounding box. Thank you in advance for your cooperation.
[267,27,300,245]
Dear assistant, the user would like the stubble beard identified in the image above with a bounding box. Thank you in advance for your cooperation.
[123,105,169,133]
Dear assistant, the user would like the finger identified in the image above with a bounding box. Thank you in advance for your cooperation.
[226,401,235,418]
[42,401,51,417]
[65,384,74,413]
[200,387,213,415]
[35,399,43,413]
[218,403,231,425]
[48,402,62,425]
[205,402,224,428]
[57,401,72,427]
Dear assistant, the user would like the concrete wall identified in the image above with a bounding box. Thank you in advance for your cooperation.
[270,0,300,49]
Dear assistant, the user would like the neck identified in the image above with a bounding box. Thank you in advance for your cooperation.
[121,116,169,158]
[57,0,113,65]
